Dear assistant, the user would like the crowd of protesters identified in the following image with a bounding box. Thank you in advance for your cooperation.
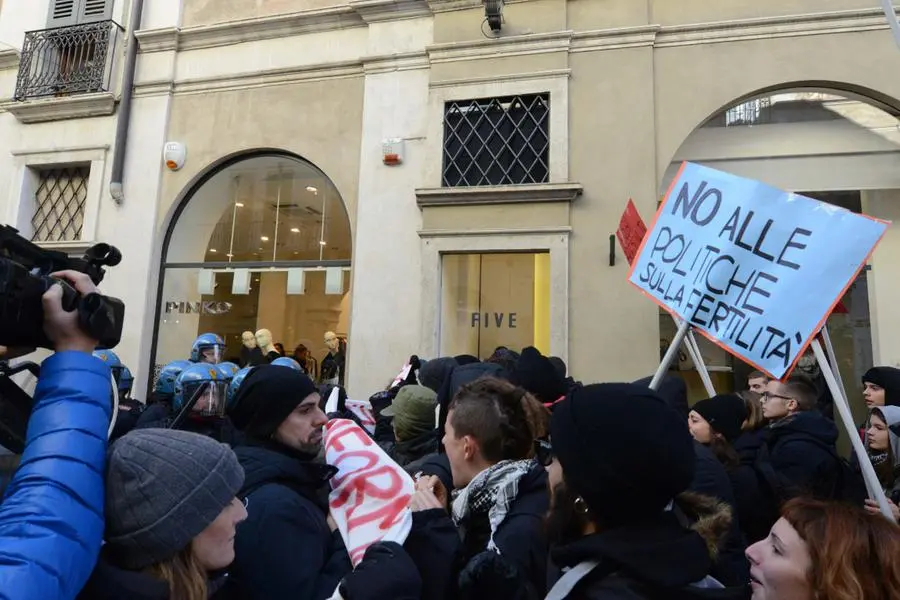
[2,308,900,599]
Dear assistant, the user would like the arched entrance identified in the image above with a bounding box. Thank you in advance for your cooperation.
[658,88,900,419]
[149,152,352,386]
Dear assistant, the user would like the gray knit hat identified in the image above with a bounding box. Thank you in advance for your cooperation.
[105,429,244,569]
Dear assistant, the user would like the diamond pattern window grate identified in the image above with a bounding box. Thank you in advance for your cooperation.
[32,166,89,242]
[442,93,550,187]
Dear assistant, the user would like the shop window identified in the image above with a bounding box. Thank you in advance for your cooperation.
[154,154,352,386]
[31,164,89,242]
[440,252,550,359]
[442,93,550,187]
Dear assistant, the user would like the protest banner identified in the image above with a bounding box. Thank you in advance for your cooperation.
[617,198,716,396]
[324,387,340,414]
[629,162,888,380]
[325,419,415,565]
[346,399,377,434]
[391,363,412,389]
[616,199,647,265]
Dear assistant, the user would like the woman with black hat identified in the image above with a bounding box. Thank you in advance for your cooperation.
[688,394,770,545]
[78,429,247,600]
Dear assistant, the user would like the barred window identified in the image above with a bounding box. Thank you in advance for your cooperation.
[442,93,550,187]
[31,165,89,242]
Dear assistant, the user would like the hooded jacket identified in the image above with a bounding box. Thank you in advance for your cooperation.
[545,510,750,600]
[0,352,111,600]
[225,442,352,599]
[867,405,900,501]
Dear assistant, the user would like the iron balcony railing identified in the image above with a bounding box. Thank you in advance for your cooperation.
[14,20,123,101]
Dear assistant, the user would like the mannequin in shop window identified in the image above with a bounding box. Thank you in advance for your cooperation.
[240,331,265,367]
[255,329,281,363]
[320,331,346,387]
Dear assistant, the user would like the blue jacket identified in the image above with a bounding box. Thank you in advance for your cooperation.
[0,351,111,600]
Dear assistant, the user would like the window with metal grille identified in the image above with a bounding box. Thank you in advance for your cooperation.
[31,165,89,242]
[442,93,550,187]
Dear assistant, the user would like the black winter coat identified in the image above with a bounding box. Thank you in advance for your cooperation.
[78,555,169,600]
[401,464,550,599]
[688,442,749,588]
[78,553,233,600]
[759,412,841,500]
[546,512,750,600]
[729,430,771,544]
[464,463,550,595]
[225,442,352,600]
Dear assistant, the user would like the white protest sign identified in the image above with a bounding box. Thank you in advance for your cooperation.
[629,163,888,379]
[391,364,412,389]
[345,399,377,434]
[324,387,340,414]
[325,419,414,566]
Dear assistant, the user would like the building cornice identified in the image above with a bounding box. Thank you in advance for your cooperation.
[425,0,481,13]
[416,182,583,207]
[170,60,364,96]
[0,47,20,70]
[349,0,432,23]
[135,27,179,52]
[427,30,572,63]
[0,93,117,124]
[655,8,892,48]
[137,2,433,53]
[418,225,573,238]
[571,25,659,53]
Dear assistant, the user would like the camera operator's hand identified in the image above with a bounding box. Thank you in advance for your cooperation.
[43,271,99,353]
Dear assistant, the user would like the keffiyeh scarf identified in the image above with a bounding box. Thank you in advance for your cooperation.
[451,459,534,553]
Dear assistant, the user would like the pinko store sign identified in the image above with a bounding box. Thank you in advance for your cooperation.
[164,301,232,316]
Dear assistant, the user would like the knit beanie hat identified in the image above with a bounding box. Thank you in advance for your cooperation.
[418,357,458,393]
[863,367,900,407]
[382,385,438,441]
[229,365,318,438]
[550,383,695,526]
[105,429,244,570]
[691,394,747,443]
[510,346,567,405]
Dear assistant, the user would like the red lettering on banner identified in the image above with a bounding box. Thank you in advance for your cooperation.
[330,450,379,490]
[347,493,411,531]
[327,419,374,451]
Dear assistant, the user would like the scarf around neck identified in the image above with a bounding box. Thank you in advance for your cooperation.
[452,459,534,553]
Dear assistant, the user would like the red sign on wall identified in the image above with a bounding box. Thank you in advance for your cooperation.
[616,199,648,266]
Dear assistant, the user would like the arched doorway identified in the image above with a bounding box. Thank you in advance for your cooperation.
[149,152,352,387]
[659,88,900,420]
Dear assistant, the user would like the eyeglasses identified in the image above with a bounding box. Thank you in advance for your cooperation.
[534,438,554,467]
[761,392,793,402]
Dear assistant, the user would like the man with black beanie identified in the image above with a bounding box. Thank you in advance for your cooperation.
[224,365,351,599]
[544,384,748,599]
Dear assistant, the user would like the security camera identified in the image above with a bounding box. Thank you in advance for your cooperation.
[484,0,504,33]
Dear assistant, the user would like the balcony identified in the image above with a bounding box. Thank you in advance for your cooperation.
[1,21,123,123]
